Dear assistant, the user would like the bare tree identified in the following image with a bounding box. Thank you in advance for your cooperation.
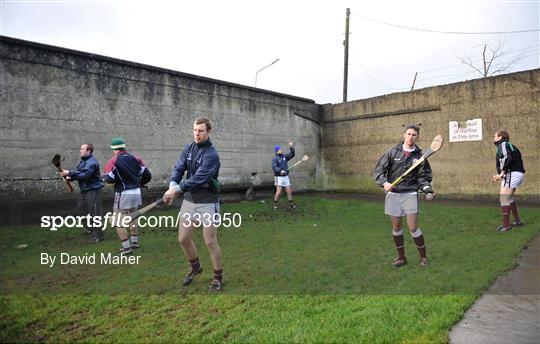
[459,38,529,77]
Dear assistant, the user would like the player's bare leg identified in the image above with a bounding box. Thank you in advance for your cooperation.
[178,223,201,286]
[499,186,516,231]
[391,216,406,266]
[273,185,282,209]
[128,208,140,249]
[115,208,138,255]
[203,225,223,291]
[178,223,198,260]
[285,186,295,209]
[203,225,222,270]
[116,226,132,255]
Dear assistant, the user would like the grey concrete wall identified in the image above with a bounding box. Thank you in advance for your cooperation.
[0,36,321,207]
[320,69,539,199]
[2,35,538,225]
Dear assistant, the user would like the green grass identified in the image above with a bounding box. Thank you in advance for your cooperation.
[1,195,538,342]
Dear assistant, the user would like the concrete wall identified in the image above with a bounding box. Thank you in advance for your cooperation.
[1,36,538,225]
[0,36,321,209]
[320,69,539,198]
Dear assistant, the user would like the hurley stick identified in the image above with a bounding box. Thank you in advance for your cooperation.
[390,135,443,187]
[287,155,309,170]
[51,154,74,192]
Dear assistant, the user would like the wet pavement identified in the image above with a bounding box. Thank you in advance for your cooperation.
[449,234,540,344]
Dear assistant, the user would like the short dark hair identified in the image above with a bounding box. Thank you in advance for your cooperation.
[194,116,212,130]
[496,130,509,141]
[404,124,420,134]
[84,143,94,153]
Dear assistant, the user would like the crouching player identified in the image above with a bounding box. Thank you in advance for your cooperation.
[374,124,435,267]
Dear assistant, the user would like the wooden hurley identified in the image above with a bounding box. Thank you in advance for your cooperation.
[390,135,443,187]
[288,155,309,170]
[51,154,74,192]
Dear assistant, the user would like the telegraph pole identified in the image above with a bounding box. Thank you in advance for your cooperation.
[411,72,418,91]
[343,8,350,102]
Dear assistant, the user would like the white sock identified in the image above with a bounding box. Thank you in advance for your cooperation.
[121,239,130,249]
[131,235,139,243]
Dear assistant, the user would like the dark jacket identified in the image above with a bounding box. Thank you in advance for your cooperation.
[103,150,150,193]
[272,147,295,177]
[68,154,104,192]
[374,143,433,193]
[495,140,525,174]
[170,139,220,203]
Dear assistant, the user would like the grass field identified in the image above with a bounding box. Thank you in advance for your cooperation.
[1,194,538,342]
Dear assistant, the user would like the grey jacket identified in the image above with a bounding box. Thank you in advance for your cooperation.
[373,142,433,193]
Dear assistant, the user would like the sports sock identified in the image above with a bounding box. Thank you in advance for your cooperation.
[392,229,405,258]
[411,229,427,259]
[501,205,511,228]
[131,235,139,243]
[121,239,130,249]
[213,269,223,283]
[189,257,201,271]
[509,202,520,222]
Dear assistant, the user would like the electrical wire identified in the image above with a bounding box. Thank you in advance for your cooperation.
[351,12,540,35]
[350,52,408,91]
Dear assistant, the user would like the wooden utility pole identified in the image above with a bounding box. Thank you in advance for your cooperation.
[343,8,350,102]
[410,72,418,91]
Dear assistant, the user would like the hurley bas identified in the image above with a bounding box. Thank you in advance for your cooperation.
[41,252,141,267]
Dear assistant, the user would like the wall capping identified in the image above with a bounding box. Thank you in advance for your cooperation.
[0,35,315,104]
[322,106,441,124]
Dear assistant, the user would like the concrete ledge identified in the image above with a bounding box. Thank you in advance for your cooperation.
[0,35,316,105]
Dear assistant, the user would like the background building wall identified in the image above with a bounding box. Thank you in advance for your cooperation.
[0,36,321,207]
[320,69,539,198]
[1,36,538,224]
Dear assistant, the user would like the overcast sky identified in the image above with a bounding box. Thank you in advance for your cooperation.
[1,0,538,103]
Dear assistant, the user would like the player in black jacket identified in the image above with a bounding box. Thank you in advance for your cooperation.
[374,124,435,267]
[491,130,526,232]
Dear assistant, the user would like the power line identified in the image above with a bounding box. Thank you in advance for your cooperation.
[351,13,540,35]
[350,52,408,91]
[417,70,478,82]
[417,62,468,74]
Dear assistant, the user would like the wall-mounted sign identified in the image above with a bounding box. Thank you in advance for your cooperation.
[449,118,483,142]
